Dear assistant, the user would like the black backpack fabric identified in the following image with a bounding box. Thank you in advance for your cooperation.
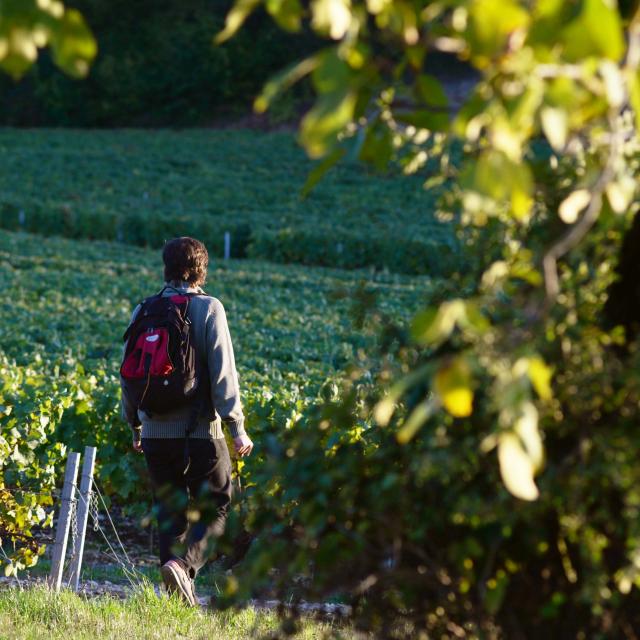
[120,288,202,416]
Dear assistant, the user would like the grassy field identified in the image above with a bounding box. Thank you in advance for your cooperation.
[0,129,458,275]
[0,230,436,502]
[0,586,351,639]
[0,230,432,382]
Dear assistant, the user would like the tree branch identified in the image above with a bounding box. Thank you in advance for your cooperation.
[542,108,623,301]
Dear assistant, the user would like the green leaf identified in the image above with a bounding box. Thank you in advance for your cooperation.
[358,122,394,171]
[458,301,490,335]
[300,90,357,159]
[302,147,346,197]
[49,9,97,78]
[395,109,449,132]
[466,0,530,61]
[311,49,351,94]
[374,363,432,426]
[215,0,261,44]
[255,55,320,113]
[562,0,625,62]
[462,150,533,221]
[294,49,359,157]
[484,571,509,615]
[266,0,303,32]
[397,395,438,444]
[415,74,448,109]
[411,300,466,346]
[0,27,38,79]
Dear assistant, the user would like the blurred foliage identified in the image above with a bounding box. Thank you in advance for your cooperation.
[215,0,640,636]
[0,0,316,126]
[0,0,95,79]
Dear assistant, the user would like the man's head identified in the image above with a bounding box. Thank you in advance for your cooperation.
[162,237,208,287]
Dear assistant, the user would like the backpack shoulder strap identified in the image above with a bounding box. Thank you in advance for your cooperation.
[122,292,161,342]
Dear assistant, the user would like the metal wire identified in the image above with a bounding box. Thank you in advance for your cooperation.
[89,491,99,533]
[0,543,22,589]
[75,487,144,590]
[92,481,137,572]
[69,497,78,561]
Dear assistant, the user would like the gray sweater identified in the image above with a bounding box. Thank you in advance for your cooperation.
[120,283,246,440]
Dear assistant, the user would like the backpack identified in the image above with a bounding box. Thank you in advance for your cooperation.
[120,288,203,417]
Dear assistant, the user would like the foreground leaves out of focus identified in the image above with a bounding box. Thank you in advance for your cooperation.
[216,0,640,637]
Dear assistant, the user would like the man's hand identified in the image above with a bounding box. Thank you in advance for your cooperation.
[233,434,253,457]
[132,430,143,453]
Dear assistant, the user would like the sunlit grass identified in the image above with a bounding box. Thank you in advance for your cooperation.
[0,584,351,639]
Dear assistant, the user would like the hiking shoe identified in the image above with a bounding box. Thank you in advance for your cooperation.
[161,559,197,607]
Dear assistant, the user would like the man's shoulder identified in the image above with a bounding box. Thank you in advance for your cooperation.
[191,293,223,314]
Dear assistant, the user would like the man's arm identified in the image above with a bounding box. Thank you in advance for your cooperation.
[206,299,253,456]
[120,304,143,451]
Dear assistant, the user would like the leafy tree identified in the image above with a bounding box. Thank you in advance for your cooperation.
[0,0,317,126]
[218,0,640,635]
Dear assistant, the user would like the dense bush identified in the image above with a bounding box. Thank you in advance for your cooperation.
[0,355,75,576]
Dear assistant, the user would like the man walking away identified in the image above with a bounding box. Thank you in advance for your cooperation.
[120,236,253,606]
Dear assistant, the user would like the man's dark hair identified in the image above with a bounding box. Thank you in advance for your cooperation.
[162,237,209,286]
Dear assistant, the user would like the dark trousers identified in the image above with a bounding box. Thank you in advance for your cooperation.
[142,437,233,577]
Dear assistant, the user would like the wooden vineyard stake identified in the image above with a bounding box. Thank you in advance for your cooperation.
[69,446,97,592]
[48,451,80,592]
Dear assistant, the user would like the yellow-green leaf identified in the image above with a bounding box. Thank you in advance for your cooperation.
[527,357,552,401]
[397,395,438,444]
[49,9,96,78]
[266,0,303,32]
[559,189,590,224]
[434,357,473,418]
[540,106,567,151]
[300,90,357,158]
[215,0,261,44]
[498,433,539,501]
[411,300,466,346]
[255,55,320,114]
[374,363,432,426]
[462,150,533,221]
[466,0,530,61]
[302,147,346,197]
[561,0,624,62]
[606,177,635,215]
[311,0,352,40]
[514,402,544,471]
